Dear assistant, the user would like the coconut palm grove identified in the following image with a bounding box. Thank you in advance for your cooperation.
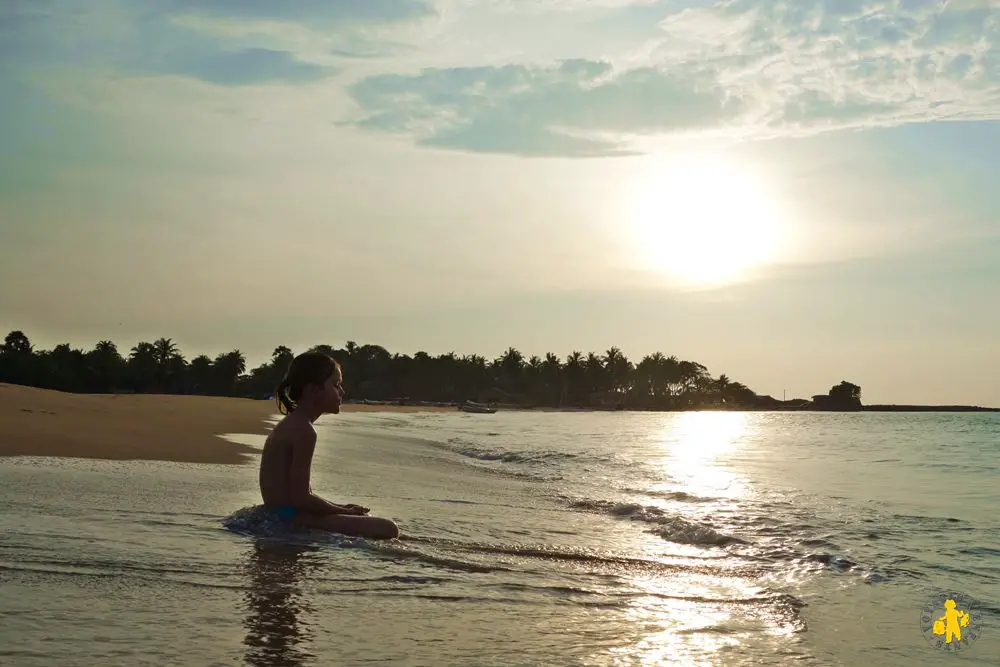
[0,330,866,410]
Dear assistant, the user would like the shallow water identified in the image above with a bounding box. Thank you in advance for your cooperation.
[1,411,998,666]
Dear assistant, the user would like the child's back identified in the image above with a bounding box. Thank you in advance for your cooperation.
[259,416,311,508]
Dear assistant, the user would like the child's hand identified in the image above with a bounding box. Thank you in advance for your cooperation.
[344,504,370,515]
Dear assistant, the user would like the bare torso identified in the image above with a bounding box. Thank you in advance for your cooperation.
[256,410,400,539]
[258,417,312,506]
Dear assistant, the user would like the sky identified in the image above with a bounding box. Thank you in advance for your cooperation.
[1,0,999,406]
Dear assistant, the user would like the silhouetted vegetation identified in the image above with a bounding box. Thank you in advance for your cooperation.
[813,380,863,411]
[0,329,865,411]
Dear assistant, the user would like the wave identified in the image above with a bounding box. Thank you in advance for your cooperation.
[372,574,450,585]
[445,438,588,465]
[959,546,1000,557]
[0,561,249,593]
[0,552,231,579]
[567,499,747,547]
[222,505,301,539]
[803,553,858,571]
[491,581,805,611]
[623,488,714,503]
[434,437,630,471]
[462,464,565,483]
[455,447,570,464]
[891,513,966,525]
[397,535,762,578]
[566,498,879,582]
[369,545,508,574]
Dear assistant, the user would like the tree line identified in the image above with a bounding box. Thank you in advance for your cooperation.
[0,330,860,410]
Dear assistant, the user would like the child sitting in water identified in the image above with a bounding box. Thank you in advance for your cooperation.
[259,351,399,539]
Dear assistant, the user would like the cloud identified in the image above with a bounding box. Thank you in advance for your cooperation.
[347,0,1000,156]
[655,0,1000,129]
[0,0,428,87]
[167,0,435,25]
[5,0,999,156]
[348,59,744,156]
[156,48,333,86]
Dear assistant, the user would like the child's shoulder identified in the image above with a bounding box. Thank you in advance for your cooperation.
[267,414,317,446]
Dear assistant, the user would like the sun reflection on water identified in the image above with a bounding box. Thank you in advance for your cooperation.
[598,412,798,666]
[653,411,751,500]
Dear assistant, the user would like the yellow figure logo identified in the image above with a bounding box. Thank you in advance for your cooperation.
[933,599,970,643]
[921,592,983,652]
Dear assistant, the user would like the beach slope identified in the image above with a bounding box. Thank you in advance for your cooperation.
[0,384,457,463]
[0,383,276,463]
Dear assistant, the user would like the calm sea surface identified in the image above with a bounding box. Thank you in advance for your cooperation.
[1,411,998,666]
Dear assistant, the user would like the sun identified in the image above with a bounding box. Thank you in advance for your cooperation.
[627,152,786,287]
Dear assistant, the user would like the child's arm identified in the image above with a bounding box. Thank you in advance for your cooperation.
[305,495,354,515]
[288,431,362,515]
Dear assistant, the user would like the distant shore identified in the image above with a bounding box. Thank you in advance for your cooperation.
[1,385,995,465]
[861,404,1000,412]
[347,399,1000,413]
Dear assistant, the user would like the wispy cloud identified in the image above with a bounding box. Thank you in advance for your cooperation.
[348,59,743,156]
[3,0,998,154]
[347,0,1000,156]
[167,0,435,25]
[0,0,431,86]
[657,0,1000,129]
[155,48,333,87]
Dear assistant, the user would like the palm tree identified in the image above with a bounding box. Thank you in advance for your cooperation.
[88,340,124,392]
[2,328,790,411]
[128,342,158,392]
[634,354,657,406]
[603,347,633,398]
[541,352,562,403]
[409,351,436,399]
[152,338,179,367]
[525,355,543,403]
[213,349,247,395]
[152,337,184,391]
[582,352,606,396]
[189,355,214,394]
[457,353,488,401]
[43,344,88,392]
[563,351,584,406]
[0,330,35,386]
[643,352,670,404]
[497,347,525,394]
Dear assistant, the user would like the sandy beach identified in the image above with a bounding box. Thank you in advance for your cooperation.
[0,383,454,464]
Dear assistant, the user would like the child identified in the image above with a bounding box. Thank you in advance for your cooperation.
[259,351,399,539]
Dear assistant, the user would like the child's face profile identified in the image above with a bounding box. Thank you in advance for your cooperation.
[321,368,345,414]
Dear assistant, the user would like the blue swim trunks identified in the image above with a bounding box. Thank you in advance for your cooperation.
[273,505,298,521]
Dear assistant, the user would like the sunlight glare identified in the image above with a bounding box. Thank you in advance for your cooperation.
[656,411,749,499]
[627,152,787,287]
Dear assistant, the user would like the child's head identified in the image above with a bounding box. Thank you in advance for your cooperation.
[276,351,344,416]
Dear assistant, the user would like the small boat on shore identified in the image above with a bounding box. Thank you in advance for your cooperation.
[459,401,498,414]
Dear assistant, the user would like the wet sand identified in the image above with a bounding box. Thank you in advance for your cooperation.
[0,384,453,464]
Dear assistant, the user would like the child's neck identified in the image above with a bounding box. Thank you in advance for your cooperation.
[292,401,323,424]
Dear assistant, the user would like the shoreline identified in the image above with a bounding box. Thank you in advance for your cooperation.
[0,384,456,465]
[2,384,996,465]
[0,383,272,464]
[468,404,1000,413]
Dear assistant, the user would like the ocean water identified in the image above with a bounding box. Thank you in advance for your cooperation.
[1,411,998,666]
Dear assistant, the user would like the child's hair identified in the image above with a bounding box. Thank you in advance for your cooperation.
[275,351,341,414]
